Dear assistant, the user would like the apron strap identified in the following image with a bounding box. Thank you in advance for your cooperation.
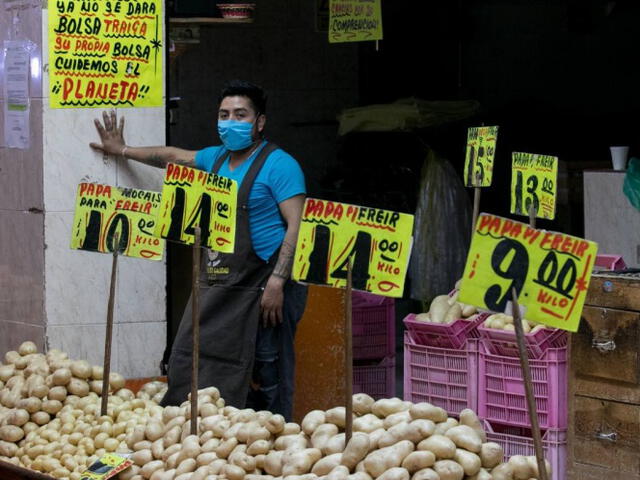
[212,150,231,175]
[238,142,279,204]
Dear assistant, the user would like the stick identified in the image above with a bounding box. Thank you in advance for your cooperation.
[471,171,481,234]
[191,227,201,435]
[101,233,119,417]
[529,205,537,229]
[345,257,354,444]
[511,288,548,480]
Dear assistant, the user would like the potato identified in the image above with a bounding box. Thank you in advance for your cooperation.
[301,410,326,435]
[453,449,481,476]
[352,393,374,415]
[311,424,339,450]
[0,425,25,442]
[52,368,72,386]
[341,432,370,470]
[327,465,350,480]
[433,418,458,436]
[414,313,431,322]
[467,468,492,480]
[508,455,533,480]
[264,450,285,476]
[377,467,410,480]
[525,456,552,478]
[417,435,455,459]
[282,448,322,476]
[371,398,409,418]
[70,361,92,380]
[8,408,30,426]
[247,439,271,456]
[445,425,482,453]
[461,304,477,317]
[0,364,15,382]
[323,433,346,455]
[145,420,164,442]
[410,468,439,480]
[326,407,352,429]
[266,414,286,435]
[141,460,164,479]
[31,411,50,426]
[18,341,38,356]
[433,460,464,480]
[409,403,447,423]
[132,449,153,466]
[311,453,343,476]
[401,451,436,473]
[42,400,63,415]
[458,409,486,443]
[443,303,462,324]
[5,351,21,365]
[383,411,412,429]
[479,442,503,469]
[353,414,384,433]
[363,440,414,478]
[428,295,451,323]
[48,386,67,402]
[109,373,126,391]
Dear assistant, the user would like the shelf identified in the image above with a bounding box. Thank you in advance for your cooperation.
[169,17,253,25]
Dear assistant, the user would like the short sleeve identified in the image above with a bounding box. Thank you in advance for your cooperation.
[267,151,306,203]
[195,146,223,173]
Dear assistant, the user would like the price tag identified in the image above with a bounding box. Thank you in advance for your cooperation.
[510,152,558,220]
[464,125,499,187]
[70,183,164,260]
[292,198,414,297]
[458,213,598,332]
[154,164,237,251]
[80,453,133,480]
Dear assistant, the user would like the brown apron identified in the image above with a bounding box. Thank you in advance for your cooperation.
[161,142,279,407]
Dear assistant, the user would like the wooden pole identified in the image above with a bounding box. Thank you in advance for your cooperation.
[101,233,119,417]
[344,257,354,444]
[471,171,482,235]
[191,227,201,435]
[511,288,548,480]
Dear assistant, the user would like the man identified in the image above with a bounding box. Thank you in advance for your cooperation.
[90,80,307,420]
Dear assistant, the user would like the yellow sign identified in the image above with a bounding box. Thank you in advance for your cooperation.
[293,198,414,298]
[459,213,598,332]
[328,0,383,43]
[154,164,237,251]
[71,183,164,260]
[48,0,163,108]
[464,126,499,187]
[510,152,558,220]
[81,453,133,479]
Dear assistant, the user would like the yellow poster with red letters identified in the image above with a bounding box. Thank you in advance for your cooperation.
[510,152,558,220]
[71,183,164,260]
[328,0,383,43]
[293,198,414,298]
[154,164,238,252]
[458,213,598,332]
[48,0,163,108]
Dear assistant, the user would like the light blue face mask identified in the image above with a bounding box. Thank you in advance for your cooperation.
[217,119,255,151]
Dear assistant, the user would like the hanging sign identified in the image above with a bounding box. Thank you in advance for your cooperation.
[458,213,598,332]
[510,152,558,220]
[154,163,237,251]
[328,0,383,43]
[80,453,133,480]
[292,198,414,297]
[48,0,163,108]
[464,126,499,187]
[71,183,164,260]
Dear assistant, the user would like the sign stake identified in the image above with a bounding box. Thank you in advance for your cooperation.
[344,257,354,444]
[471,171,482,233]
[101,233,119,417]
[511,287,548,480]
[191,227,201,435]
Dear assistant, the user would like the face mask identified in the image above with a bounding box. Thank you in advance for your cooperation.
[218,119,254,151]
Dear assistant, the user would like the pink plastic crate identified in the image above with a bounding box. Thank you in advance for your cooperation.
[353,356,395,400]
[478,342,567,429]
[404,332,478,416]
[478,323,568,359]
[483,420,566,480]
[403,312,488,349]
[352,291,395,360]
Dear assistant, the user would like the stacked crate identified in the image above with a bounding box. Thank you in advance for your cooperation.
[352,291,396,400]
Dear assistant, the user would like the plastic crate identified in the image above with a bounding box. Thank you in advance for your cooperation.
[483,420,567,480]
[353,356,395,400]
[352,291,395,360]
[404,331,478,416]
[403,312,488,350]
[478,342,567,429]
[478,323,568,359]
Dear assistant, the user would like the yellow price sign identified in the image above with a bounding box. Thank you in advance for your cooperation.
[154,164,237,252]
[510,152,558,220]
[464,125,499,187]
[459,213,598,332]
[293,198,414,298]
[328,0,383,43]
[81,453,133,479]
[71,183,164,260]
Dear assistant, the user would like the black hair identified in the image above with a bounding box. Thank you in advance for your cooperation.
[218,80,267,114]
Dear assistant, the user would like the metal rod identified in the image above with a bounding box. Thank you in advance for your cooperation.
[511,288,548,480]
[101,233,119,417]
[191,227,201,435]
[345,257,354,444]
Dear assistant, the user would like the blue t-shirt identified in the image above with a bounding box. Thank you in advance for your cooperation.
[195,141,306,261]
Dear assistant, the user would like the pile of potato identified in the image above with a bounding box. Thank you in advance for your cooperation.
[482,314,547,335]
[0,342,552,480]
[136,381,169,404]
[413,292,478,324]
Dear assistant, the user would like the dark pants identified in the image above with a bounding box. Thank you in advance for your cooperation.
[246,280,307,421]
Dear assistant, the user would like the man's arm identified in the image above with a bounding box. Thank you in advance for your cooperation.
[260,194,305,326]
[89,110,197,169]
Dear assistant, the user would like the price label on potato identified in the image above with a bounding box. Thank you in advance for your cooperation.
[70,183,164,260]
[464,125,499,187]
[510,152,558,220]
[292,198,414,297]
[154,163,237,251]
[458,213,598,331]
[81,453,133,480]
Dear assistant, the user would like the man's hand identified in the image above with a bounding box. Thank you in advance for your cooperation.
[261,275,285,327]
[90,110,126,156]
